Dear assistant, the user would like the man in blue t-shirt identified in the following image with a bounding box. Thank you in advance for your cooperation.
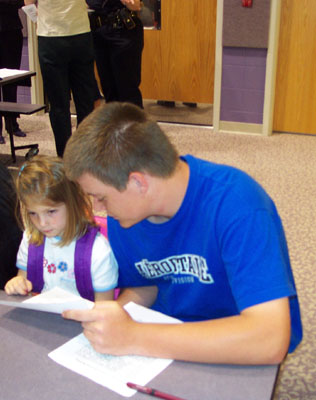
[63,101,302,364]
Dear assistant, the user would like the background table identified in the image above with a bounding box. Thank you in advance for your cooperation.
[0,70,34,85]
[0,70,45,162]
[0,291,279,400]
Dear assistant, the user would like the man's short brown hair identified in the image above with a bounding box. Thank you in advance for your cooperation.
[63,102,179,190]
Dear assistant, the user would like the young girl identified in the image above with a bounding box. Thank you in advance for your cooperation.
[4,155,118,301]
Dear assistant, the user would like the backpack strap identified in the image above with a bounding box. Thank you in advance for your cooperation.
[94,215,108,238]
[27,239,45,293]
[74,226,99,301]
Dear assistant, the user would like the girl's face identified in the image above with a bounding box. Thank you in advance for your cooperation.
[25,199,68,238]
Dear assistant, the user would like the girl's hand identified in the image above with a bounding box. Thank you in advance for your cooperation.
[120,0,142,12]
[4,276,33,296]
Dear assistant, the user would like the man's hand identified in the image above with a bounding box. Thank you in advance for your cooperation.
[62,297,291,364]
[63,301,136,355]
[5,276,33,296]
[120,0,142,11]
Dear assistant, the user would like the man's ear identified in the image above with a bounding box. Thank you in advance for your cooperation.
[128,172,149,194]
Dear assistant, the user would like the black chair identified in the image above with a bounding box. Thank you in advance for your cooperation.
[0,101,45,162]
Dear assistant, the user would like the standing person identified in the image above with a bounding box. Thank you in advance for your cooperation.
[0,0,26,145]
[0,162,22,289]
[62,102,302,364]
[4,155,118,301]
[24,0,96,157]
[87,0,144,108]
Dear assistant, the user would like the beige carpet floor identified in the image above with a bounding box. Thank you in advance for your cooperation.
[1,113,316,399]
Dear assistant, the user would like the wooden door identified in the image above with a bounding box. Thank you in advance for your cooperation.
[273,0,316,134]
[140,0,216,103]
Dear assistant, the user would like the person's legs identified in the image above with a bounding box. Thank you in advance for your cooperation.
[38,36,72,157]
[69,33,95,125]
[93,28,118,103]
[0,29,24,141]
[109,22,144,108]
[95,20,144,108]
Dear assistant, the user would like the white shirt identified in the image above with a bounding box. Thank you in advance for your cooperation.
[17,231,118,296]
[36,0,90,37]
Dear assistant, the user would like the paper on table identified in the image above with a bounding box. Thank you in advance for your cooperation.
[49,302,181,397]
[0,68,31,79]
[0,287,94,314]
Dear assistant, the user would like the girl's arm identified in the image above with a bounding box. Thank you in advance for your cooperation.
[4,269,33,296]
[94,289,114,302]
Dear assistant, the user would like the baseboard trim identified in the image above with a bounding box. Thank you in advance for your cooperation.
[218,121,263,136]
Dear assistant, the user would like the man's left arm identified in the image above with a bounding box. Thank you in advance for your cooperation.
[63,296,291,364]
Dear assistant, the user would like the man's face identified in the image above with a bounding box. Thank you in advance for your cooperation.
[77,173,147,228]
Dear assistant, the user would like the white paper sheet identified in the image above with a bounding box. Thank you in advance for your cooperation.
[49,302,181,397]
[0,68,31,79]
[0,287,94,314]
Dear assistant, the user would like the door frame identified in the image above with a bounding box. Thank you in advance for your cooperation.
[26,20,44,106]
[213,0,281,136]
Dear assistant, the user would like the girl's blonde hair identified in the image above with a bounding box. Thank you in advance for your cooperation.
[16,155,95,246]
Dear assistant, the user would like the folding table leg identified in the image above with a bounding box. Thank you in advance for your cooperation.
[6,118,17,163]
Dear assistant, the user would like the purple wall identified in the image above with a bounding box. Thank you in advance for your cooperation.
[17,38,31,104]
[220,47,267,124]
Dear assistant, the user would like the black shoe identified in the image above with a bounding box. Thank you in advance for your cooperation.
[13,128,26,137]
[5,119,26,137]
[0,135,5,144]
[183,102,197,108]
[157,100,175,107]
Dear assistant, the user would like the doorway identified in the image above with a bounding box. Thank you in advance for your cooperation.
[141,0,216,126]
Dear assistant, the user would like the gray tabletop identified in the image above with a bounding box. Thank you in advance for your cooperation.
[0,70,35,87]
[0,291,278,400]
